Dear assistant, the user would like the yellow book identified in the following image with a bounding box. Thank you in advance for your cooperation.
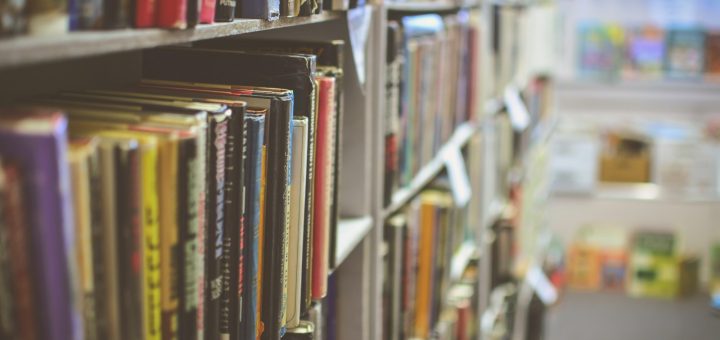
[159,136,179,340]
[414,197,436,338]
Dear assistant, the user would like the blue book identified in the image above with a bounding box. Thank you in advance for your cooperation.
[242,112,265,340]
[664,27,706,79]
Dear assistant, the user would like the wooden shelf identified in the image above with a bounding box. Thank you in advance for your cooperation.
[0,12,341,70]
[383,121,478,218]
[334,216,374,268]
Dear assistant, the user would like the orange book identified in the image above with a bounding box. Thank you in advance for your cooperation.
[414,197,436,338]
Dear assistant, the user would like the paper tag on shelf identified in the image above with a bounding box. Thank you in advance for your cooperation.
[347,5,371,87]
[503,85,530,132]
[442,146,471,206]
[526,265,557,306]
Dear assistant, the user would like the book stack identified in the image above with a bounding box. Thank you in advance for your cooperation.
[383,185,479,340]
[383,10,479,206]
[0,40,345,340]
[0,0,357,38]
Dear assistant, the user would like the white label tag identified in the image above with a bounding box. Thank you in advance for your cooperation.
[526,266,558,306]
[442,146,472,207]
[347,6,371,86]
[504,86,530,132]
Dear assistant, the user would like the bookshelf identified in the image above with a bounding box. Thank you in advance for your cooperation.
[0,0,561,339]
[0,12,342,69]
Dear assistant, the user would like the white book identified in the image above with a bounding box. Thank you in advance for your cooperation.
[286,117,309,328]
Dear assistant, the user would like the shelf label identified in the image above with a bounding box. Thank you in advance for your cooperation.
[503,86,530,132]
[442,145,472,207]
[526,266,557,306]
[347,5,371,87]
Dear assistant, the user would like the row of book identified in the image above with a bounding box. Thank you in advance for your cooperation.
[0,0,360,37]
[383,185,479,340]
[0,39,346,340]
[578,24,720,80]
[383,10,480,206]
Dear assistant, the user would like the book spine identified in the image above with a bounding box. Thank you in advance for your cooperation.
[286,117,308,329]
[118,146,143,340]
[196,126,208,340]
[0,0,26,36]
[311,77,335,300]
[261,101,292,340]
[256,145,267,340]
[26,0,69,34]
[300,90,317,316]
[199,0,216,23]
[214,0,235,22]
[0,165,14,339]
[239,0,278,20]
[103,0,130,28]
[3,164,37,340]
[141,142,162,340]
[414,201,435,338]
[134,0,156,27]
[160,139,180,340]
[206,117,228,340]
[178,136,200,340]
[89,146,110,340]
[99,143,122,340]
[70,0,103,29]
[69,147,98,340]
[157,0,187,28]
[242,115,264,340]
[186,0,200,27]
[221,109,244,340]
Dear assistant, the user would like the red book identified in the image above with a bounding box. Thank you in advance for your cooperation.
[311,76,336,300]
[134,0,156,27]
[157,0,187,28]
[3,163,38,340]
[199,0,216,23]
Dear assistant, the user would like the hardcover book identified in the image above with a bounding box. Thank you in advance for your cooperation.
[287,116,309,328]
[664,28,705,79]
[0,111,79,340]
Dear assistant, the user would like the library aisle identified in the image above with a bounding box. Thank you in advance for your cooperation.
[547,291,720,340]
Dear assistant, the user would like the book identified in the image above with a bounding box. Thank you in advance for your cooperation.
[624,26,665,78]
[26,0,68,34]
[0,0,26,36]
[134,0,155,27]
[705,32,720,77]
[186,0,200,27]
[68,138,99,340]
[0,111,80,340]
[199,0,215,23]
[214,0,235,21]
[159,135,180,340]
[283,321,314,340]
[237,0,279,20]
[664,28,705,79]
[577,23,624,80]
[311,75,335,301]
[383,213,406,340]
[384,22,402,208]
[287,116,309,328]
[242,112,265,340]
[156,0,186,28]
[70,0,102,29]
[2,161,37,340]
[103,0,130,28]
[0,161,14,339]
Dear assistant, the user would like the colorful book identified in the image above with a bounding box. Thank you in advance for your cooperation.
[0,111,80,340]
[664,28,705,79]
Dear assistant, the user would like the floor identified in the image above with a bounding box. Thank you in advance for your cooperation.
[546,290,720,340]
